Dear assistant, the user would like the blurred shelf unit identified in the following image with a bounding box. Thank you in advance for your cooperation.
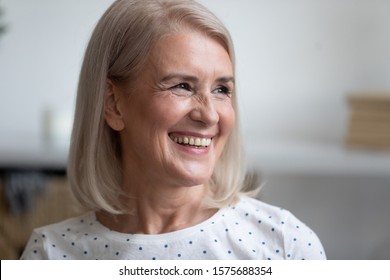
[247,140,390,177]
[248,92,390,177]
[0,139,77,260]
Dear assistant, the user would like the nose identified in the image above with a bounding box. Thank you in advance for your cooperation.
[189,95,219,126]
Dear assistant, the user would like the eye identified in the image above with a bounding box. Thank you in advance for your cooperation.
[171,83,191,91]
[213,85,232,96]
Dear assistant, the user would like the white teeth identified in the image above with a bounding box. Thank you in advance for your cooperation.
[170,135,212,147]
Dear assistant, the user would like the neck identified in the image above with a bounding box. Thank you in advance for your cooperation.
[96,176,216,234]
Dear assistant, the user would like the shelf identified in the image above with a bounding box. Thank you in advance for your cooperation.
[1,137,389,176]
[246,140,390,176]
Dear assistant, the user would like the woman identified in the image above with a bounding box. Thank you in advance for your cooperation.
[21,0,326,260]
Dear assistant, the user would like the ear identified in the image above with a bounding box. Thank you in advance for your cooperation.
[104,80,125,131]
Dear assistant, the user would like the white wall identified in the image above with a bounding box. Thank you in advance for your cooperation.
[199,0,390,145]
[1,0,390,151]
[0,0,114,150]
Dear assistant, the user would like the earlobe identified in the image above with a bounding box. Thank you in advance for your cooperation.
[104,80,125,131]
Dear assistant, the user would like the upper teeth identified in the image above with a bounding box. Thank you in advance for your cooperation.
[170,135,212,147]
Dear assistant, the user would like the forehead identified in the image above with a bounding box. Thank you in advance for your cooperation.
[146,31,233,78]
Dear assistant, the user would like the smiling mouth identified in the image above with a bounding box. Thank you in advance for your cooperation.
[169,134,212,148]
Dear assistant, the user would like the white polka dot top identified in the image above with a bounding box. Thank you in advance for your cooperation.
[20,196,326,260]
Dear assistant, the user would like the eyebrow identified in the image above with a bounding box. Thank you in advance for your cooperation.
[160,73,235,84]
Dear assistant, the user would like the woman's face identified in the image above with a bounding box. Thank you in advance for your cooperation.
[112,31,235,188]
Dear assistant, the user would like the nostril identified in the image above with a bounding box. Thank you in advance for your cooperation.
[189,103,219,126]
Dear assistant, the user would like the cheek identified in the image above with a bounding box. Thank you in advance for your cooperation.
[146,97,189,129]
[219,105,236,136]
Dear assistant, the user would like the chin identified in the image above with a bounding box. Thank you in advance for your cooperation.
[166,160,216,187]
[174,170,213,187]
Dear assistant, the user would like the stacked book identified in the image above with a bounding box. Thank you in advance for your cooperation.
[345,92,390,150]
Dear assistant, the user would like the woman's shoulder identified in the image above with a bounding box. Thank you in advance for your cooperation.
[33,211,95,235]
[234,195,292,220]
[231,196,303,234]
[232,196,326,259]
[234,196,315,234]
[20,212,96,259]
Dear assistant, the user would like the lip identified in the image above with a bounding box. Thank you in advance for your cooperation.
[171,140,211,155]
[168,131,215,139]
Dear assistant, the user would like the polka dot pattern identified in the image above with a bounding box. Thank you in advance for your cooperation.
[20,196,326,260]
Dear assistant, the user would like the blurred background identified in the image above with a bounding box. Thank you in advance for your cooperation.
[0,0,389,259]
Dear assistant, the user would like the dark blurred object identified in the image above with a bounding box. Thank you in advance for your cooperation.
[0,175,83,259]
[346,92,390,150]
[5,171,47,215]
[0,5,7,38]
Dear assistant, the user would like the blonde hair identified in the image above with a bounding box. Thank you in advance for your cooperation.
[68,0,256,214]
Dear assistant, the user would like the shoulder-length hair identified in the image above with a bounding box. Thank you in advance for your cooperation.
[68,0,255,214]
